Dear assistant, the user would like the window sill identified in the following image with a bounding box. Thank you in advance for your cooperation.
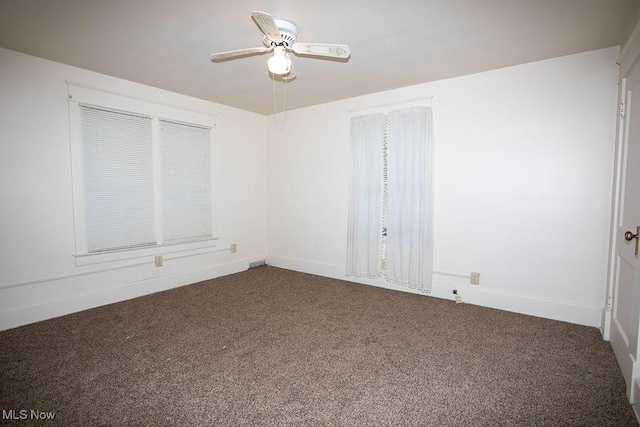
[73,237,220,267]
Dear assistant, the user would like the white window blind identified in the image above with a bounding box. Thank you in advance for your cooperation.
[160,120,213,243]
[81,105,156,252]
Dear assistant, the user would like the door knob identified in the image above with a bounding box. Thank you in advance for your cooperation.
[625,226,640,258]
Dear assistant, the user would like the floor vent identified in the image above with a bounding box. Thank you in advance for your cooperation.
[249,260,267,269]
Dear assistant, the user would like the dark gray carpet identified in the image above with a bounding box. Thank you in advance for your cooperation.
[0,266,636,426]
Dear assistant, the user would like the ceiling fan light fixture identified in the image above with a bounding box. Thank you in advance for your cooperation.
[210,11,351,80]
[268,46,292,75]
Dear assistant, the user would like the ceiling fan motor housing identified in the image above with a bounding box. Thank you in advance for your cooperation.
[263,19,298,47]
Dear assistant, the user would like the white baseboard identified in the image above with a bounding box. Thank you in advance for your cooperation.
[0,258,253,331]
[2,254,603,331]
[267,254,603,327]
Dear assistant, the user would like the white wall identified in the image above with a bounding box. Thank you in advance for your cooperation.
[266,47,620,327]
[0,48,267,330]
[0,46,620,330]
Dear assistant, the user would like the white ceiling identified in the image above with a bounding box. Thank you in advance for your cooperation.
[1,0,639,115]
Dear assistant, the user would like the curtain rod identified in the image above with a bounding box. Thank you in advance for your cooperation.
[350,96,434,116]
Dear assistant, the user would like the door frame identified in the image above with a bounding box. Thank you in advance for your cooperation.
[603,19,640,342]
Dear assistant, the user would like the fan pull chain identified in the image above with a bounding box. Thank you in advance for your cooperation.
[272,74,287,132]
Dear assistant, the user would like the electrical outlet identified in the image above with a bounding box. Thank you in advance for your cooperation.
[155,255,163,267]
[230,243,237,253]
[452,290,462,303]
[470,272,480,285]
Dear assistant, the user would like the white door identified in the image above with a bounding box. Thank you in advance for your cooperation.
[610,58,640,403]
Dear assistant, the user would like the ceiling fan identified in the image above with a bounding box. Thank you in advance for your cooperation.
[210,11,351,80]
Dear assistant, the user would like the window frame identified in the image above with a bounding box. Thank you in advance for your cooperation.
[68,84,218,266]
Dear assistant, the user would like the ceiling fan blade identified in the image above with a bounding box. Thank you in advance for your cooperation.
[211,47,272,61]
[292,43,351,59]
[251,11,283,44]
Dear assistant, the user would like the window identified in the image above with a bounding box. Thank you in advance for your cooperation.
[160,119,213,244]
[68,84,217,264]
[346,104,434,292]
[81,106,156,252]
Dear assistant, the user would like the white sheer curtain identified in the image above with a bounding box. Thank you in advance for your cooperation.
[385,107,434,292]
[346,114,384,278]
